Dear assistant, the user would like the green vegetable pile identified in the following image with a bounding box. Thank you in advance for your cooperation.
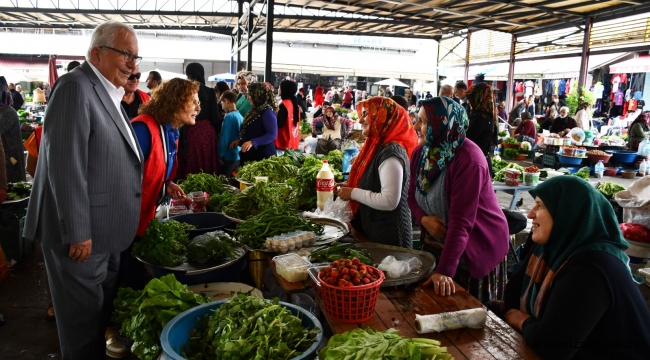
[597,181,625,198]
[207,191,236,213]
[300,119,312,135]
[133,220,195,267]
[236,156,299,183]
[493,162,524,182]
[178,173,229,195]
[497,131,508,137]
[223,181,294,220]
[491,158,509,175]
[503,148,520,159]
[6,181,32,200]
[573,166,591,181]
[283,148,307,166]
[309,242,372,264]
[182,294,321,360]
[234,205,324,249]
[112,274,211,360]
[503,137,520,145]
[319,327,453,360]
[288,156,343,210]
[321,149,344,174]
[187,230,240,264]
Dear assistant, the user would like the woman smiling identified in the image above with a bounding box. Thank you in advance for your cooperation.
[503,176,650,359]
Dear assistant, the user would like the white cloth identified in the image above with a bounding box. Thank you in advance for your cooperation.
[350,156,403,211]
[87,61,140,161]
[593,84,604,99]
[575,109,590,130]
[524,81,534,96]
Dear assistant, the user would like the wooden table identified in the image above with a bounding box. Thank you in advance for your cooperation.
[317,284,541,360]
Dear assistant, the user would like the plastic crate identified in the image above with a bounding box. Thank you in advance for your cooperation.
[545,145,560,155]
[543,154,556,167]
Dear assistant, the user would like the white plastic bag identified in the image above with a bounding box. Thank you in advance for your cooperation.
[303,198,352,223]
[378,255,423,279]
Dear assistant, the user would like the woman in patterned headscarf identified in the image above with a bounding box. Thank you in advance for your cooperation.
[407,96,509,302]
[235,71,257,117]
[335,97,417,248]
[231,82,278,166]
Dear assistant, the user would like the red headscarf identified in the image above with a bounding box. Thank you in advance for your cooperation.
[314,86,324,108]
[347,97,418,214]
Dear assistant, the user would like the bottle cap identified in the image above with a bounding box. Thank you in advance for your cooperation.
[323,160,328,163]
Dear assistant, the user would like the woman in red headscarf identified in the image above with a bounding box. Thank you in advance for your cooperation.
[314,86,325,108]
[335,97,417,248]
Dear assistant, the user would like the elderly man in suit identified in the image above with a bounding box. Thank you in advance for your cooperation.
[24,21,143,359]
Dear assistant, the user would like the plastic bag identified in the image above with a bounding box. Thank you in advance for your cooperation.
[378,255,423,279]
[304,198,352,222]
[341,140,360,175]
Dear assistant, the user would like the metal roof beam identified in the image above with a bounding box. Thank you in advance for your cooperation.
[273,14,444,27]
[0,7,237,17]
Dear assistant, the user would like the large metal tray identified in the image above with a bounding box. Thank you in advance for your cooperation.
[232,217,349,253]
[135,246,247,275]
[354,243,436,288]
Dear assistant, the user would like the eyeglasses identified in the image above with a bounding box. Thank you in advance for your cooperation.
[128,73,141,80]
[100,46,142,65]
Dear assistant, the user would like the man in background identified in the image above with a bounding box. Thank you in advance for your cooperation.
[146,70,162,94]
[439,84,453,98]
[454,81,469,113]
[8,83,24,110]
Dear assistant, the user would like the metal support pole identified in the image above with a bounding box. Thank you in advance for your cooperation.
[506,34,516,111]
[236,0,243,73]
[463,30,471,84]
[436,40,441,97]
[264,0,274,83]
[578,17,593,90]
[247,1,253,71]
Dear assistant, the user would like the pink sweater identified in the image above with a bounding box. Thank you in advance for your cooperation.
[408,140,510,279]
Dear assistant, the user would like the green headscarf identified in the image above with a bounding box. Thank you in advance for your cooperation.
[521,176,635,318]
[240,82,278,138]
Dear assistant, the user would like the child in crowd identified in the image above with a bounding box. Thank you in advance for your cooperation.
[218,91,243,177]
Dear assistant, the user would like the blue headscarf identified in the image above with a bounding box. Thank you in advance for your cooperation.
[416,96,469,195]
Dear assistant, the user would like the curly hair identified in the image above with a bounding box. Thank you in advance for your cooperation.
[139,78,200,128]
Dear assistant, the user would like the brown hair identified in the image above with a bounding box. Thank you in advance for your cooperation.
[139,78,199,128]
[220,90,237,104]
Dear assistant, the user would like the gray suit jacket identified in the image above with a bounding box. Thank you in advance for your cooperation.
[24,62,144,254]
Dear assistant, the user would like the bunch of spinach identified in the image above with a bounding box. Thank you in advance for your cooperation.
[283,148,307,166]
[182,294,320,360]
[112,274,211,360]
[321,149,344,174]
[133,220,194,267]
[187,230,240,264]
[597,181,626,198]
[178,173,229,195]
[573,167,591,181]
[206,190,235,212]
[236,156,299,183]
[288,156,343,210]
[223,181,294,220]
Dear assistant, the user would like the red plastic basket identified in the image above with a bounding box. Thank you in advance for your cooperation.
[316,266,385,323]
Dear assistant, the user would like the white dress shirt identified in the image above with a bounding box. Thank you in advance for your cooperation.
[87,61,140,161]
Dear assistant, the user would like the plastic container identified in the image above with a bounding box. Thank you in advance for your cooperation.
[604,167,618,176]
[504,169,521,186]
[625,240,650,264]
[586,152,612,164]
[574,149,587,158]
[316,266,385,323]
[562,138,572,146]
[160,300,323,360]
[273,253,311,282]
[621,170,636,179]
[608,150,638,164]
[595,160,604,179]
[557,153,584,165]
[553,138,563,146]
[523,172,540,186]
[561,147,575,156]
[190,191,208,212]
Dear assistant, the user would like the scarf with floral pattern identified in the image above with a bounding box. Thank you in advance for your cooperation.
[417,96,469,195]
[240,82,278,138]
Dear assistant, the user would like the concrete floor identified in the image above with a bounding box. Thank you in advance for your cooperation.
[1,165,648,360]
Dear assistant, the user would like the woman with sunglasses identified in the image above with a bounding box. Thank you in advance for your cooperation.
[121,78,200,289]
[121,71,150,119]
[335,97,418,248]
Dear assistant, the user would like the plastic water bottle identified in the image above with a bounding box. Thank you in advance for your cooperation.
[640,159,648,177]
[643,138,650,157]
[595,160,604,179]
[316,160,335,210]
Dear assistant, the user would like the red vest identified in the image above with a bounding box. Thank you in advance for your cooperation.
[274,99,300,150]
[131,114,168,237]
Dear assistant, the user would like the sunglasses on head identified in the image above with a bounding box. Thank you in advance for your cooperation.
[128,73,141,80]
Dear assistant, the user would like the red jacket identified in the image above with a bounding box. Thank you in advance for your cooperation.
[136,89,151,103]
[274,99,300,150]
[131,114,174,237]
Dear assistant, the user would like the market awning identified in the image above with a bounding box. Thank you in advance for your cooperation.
[609,56,650,73]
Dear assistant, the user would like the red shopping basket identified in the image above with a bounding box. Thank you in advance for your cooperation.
[315,266,385,323]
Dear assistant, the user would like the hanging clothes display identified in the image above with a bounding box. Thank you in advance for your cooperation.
[558,79,567,96]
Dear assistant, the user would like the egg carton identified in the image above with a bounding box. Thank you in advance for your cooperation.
[265,231,317,253]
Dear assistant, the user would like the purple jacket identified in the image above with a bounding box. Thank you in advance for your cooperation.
[408,140,509,279]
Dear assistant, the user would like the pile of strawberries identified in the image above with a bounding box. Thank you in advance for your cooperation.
[524,165,539,173]
[319,258,381,287]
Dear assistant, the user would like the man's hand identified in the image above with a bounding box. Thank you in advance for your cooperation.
[0,188,6,204]
[229,140,241,150]
[421,216,447,239]
[69,239,92,263]
[166,183,185,200]
[504,309,532,332]
[423,273,456,296]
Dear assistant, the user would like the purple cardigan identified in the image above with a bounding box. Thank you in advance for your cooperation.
[408,140,510,279]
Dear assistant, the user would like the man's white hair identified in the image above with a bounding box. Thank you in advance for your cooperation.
[86,21,136,61]
[439,85,453,97]
[560,106,569,114]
